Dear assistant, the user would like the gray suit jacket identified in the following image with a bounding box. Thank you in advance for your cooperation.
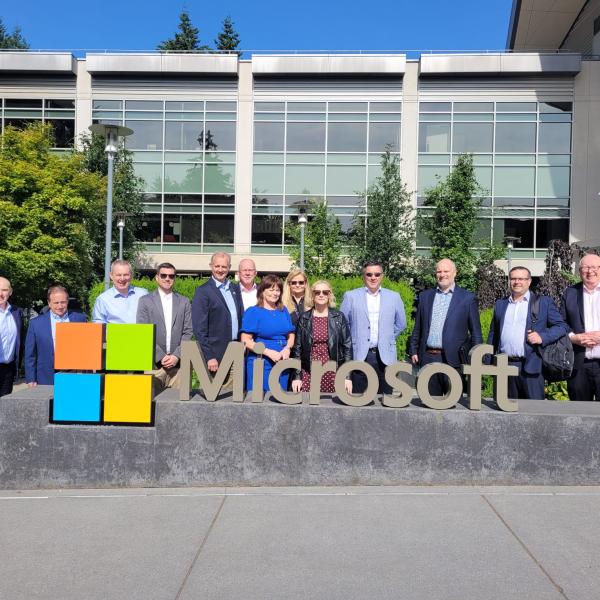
[136,290,193,364]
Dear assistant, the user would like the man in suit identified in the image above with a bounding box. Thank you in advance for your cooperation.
[192,252,244,386]
[137,262,193,393]
[340,260,406,394]
[238,258,258,310]
[25,285,87,386]
[409,259,483,395]
[0,277,23,396]
[488,266,567,400]
[561,253,600,401]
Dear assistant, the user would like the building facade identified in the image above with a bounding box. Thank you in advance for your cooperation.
[1,1,598,275]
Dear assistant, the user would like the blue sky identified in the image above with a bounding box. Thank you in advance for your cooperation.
[2,0,514,54]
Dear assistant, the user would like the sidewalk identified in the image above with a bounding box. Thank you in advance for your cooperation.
[1,485,596,600]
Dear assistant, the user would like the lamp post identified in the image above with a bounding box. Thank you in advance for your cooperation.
[504,235,521,278]
[298,208,308,271]
[116,216,126,260]
[89,124,133,289]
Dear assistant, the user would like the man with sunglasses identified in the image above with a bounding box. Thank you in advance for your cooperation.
[137,263,192,392]
[341,260,406,394]
[561,253,600,401]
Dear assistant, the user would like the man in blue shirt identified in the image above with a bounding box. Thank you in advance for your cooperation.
[0,277,23,396]
[92,259,148,324]
[25,285,87,386]
[488,266,567,399]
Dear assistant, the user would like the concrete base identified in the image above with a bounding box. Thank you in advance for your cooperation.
[2,387,600,489]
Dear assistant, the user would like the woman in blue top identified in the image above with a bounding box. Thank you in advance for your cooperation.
[241,274,295,393]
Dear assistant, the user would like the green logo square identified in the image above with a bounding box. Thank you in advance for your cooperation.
[105,324,155,371]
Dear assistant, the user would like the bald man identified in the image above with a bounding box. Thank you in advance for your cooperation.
[0,277,23,396]
[409,259,482,396]
[238,258,258,310]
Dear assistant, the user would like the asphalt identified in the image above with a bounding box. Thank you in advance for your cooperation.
[1,485,598,600]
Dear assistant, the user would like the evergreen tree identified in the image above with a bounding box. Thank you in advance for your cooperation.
[215,16,241,55]
[349,148,416,280]
[0,18,29,49]
[286,199,343,278]
[419,153,483,290]
[157,11,208,52]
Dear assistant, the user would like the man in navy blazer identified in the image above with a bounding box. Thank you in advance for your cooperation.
[561,253,600,401]
[488,266,567,400]
[409,259,482,396]
[25,285,87,386]
[340,260,406,394]
[0,277,24,396]
[192,252,244,385]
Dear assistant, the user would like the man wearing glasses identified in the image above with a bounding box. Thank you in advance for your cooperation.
[341,260,406,394]
[488,266,567,400]
[561,253,600,401]
[137,263,192,392]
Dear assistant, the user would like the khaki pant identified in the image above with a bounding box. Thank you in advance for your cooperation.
[148,366,181,395]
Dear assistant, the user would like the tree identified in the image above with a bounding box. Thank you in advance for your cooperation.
[215,16,241,55]
[157,11,208,52]
[0,18,29,49]
[419,153,483,290]
[286,199,343,278]
[349,149,416,280]
[0,123,105,308]
[78,133,145,280]
[474,244,507,309]
[535,240,582,306]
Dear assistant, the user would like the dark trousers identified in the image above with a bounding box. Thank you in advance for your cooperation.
[0,361,16,397]
[352,348,392,395]
[421,350,449,396]
[567,359,600,401]
[508,358,545,400]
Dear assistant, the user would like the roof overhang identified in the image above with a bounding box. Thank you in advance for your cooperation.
[0,52,76,73]
[252,54,406,75]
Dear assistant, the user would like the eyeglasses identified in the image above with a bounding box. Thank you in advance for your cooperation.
[509,277,530,282]
[365,272,382,278]
[580,267,599,273]
[314,290,331,296]
[290,280,306,286]
[159,273,176,280]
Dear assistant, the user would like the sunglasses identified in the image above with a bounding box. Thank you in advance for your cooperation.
[314,289,331,296]
[290,280,306,286]
[159,273,176,280]
[365,272,382,278]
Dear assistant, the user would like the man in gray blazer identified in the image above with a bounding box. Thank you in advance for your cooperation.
[137,263,193,392]
[341,260,407,394]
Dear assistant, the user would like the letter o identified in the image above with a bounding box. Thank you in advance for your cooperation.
[416,362,463,410]
[335,361,378,407]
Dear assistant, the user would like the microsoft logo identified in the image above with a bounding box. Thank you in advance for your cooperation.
[52,323,155,424]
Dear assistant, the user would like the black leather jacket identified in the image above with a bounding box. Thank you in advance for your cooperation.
[292,308,353,379]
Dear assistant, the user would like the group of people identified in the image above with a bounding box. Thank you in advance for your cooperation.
[0,251,599,402]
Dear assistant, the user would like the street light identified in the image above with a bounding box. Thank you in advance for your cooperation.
[116,216,126,260]
[298,208,308,271]
[89,123,133,289]
[504,235,521,277]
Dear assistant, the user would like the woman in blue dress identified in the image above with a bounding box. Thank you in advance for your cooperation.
[241,274,295,393]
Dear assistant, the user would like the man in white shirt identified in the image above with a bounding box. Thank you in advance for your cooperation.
[238,258,258,310]
[0,277,23,396]
[137,263,193,392]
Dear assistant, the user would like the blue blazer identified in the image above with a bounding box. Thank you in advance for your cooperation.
[408,286,483,367]
[192,279,244,364]
[24,311,87,385]
[7,306,23,367]
[561,283,587,370]
[340,287,406,364]
[487,294,567,375]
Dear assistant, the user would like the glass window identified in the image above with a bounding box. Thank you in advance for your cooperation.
[44,99,75,109]
[327,123,367,152]
[326,165,366,195]
[453,123,493,153]
[204,164,235,194]
[495,122,536,153]
[496,102,537,112]
[205,194,234,204]
[286,122,326,152]
[253,164,284,194]
[254,122,284,151]
[418,165,449,195]
[165,122,203,150]
[5,99,42,108]
[166,101,204,111]
[539,102,572,113]
[454,102,493,112]
[329,102,367,112]
[48,119,75,147]
[493,219,534,247]
[203,215,234,244]
[125,120,163,150]
[420,102,451,112]
[164,194,202,204]
[474,166,492,193]
[252,195,283,205]
[536,219,569,247]
[538,122,571,154]
[537,166,570,197]
[419,123,450,153]
[252,215,283,244]
[134,163,162,193]
[287,102,325,112]
[369,122,400,152]
[206,101,236,111]
[202,122,236,151]
[126,100,163,110]
[540,113,571,122]
[494,167,535,197]
[285,165,325,195]
[139,214,162,242]
[92,100,122,110]
[370,102,402,112]
[254,102,285,112]
[164,164,203,193]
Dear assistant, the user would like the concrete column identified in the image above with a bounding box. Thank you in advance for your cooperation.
[74,58,92,148]
[400,60,419,210]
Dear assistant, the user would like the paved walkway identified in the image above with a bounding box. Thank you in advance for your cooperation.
[1,485,598,599]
